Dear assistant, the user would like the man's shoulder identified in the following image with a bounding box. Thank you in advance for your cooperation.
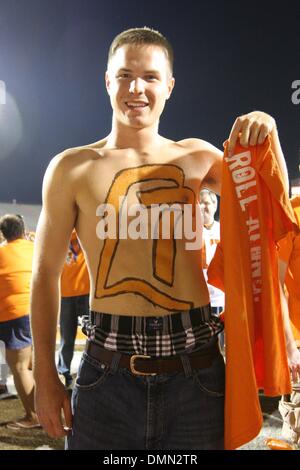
[177,137,213,150]
[12,239,35,254]
[22,238,35,246]
[46,139,107,175]
[53,141,104,163]
[204,220,220,236]
[176,138,222,158]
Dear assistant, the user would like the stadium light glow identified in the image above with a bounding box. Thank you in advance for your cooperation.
[0,83,23,161]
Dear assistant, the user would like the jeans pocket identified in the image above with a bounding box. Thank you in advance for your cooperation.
[75,353,110,391]
[192,356,225,398]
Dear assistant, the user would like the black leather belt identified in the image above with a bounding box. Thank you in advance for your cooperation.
[85,340,220,376]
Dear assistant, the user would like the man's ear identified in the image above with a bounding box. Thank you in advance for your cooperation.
[105,71,111,95]
[166,77,175,100]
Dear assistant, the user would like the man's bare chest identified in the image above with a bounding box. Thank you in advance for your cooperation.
[76,150,205,215]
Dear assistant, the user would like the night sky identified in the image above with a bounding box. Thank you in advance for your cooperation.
[0,0,299,204]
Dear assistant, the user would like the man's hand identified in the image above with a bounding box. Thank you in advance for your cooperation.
[287,345,300,384]
[228,111,276,156]
[35,375,72,438]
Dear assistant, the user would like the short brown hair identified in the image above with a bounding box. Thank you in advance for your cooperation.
[0,214,25,242]
[108,27,174,74]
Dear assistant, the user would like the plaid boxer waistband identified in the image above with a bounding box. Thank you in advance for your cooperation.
[90,304,213,334]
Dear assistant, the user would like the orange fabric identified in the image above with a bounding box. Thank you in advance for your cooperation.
[207,136,296,450]
[0,239,34,322]
[278,231,294,263]
[60,233,90,297]
[278,196,300,340]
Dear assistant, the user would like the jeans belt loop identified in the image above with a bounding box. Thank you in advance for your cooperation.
[110,351,122,373]
[180,354,193,378]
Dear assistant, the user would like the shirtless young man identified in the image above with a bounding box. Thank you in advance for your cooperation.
[30,27,289,450]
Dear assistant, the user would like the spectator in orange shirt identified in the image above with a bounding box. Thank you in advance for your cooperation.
[58,230,90,389]
[0,214,39,428]
[0,230,10,398]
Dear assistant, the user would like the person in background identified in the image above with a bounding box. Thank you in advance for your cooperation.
[58,230,90,389]
[0,340,11,399]
[278,195,300,381]
[0,230,14,399]
[277,196,300,446]
[0,214,39,428]
[200,189,225,350]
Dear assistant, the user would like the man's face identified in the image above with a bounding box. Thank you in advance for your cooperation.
[200,193,217,226]
[105,44,175,129]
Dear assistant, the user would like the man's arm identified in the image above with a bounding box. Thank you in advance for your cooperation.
[31,151,78,438]
[278,258,300,383]
[203,111,289,194]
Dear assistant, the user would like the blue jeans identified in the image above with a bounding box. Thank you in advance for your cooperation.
[57,295,89,384]
[66,339,225,450]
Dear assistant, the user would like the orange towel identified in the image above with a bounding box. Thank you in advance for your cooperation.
[208,136,296,449]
